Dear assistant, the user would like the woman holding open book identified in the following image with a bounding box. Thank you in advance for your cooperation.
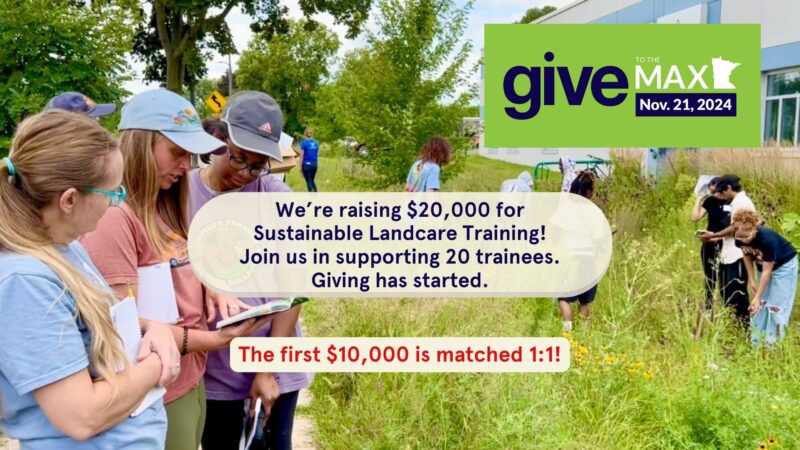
[0,111,179,448]
[193,92,311,450]
[79,89,272,450]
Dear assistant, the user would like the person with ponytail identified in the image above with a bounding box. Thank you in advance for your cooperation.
[0,111,180,448]
[79,89,272,450]
[731,209,798,346]
[558,170,600,331]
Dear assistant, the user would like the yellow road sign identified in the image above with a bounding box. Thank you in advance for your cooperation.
[205,90,227,113]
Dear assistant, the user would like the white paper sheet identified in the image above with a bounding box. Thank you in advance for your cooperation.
[136,263,179,324]
[110,298,167,417]
[279,132,294,149]
[694,174,719,196]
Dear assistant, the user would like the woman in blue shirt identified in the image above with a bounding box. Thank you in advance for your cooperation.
[405,137,452,192]
[299,128,320,192]
[0,111,179,449]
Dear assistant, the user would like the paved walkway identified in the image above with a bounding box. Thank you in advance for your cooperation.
[294,389,317,450]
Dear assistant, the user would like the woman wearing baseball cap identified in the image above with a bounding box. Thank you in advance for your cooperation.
[80,89,272,450]
[189,92,311,450]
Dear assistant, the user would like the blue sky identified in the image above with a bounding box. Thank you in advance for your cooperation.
[122,0,573,96]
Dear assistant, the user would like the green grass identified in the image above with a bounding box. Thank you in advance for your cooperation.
[283,152,540,193]
[298,150,800,450]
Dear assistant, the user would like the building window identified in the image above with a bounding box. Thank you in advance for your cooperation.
[764,68,800,145]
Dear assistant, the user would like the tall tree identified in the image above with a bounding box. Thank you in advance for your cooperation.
[0,0,134,150]
[133,0,371,93]
[314,0,475,187]
[517,5,557,24]
[237,19,340,136]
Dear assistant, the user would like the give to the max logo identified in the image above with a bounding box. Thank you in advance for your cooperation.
[503,51,740,119]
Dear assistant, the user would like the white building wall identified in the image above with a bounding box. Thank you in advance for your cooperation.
[535,0,641,24]
[722,0,800,48]
[477,144,611,168]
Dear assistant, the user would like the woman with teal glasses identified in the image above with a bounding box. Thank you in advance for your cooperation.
[83,185,127,206]
[0,110,180,449]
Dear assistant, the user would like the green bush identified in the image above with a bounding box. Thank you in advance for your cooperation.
[781,212,800,249]
[0,136,9,158]
[0,0,133,139]
[310,0,476,188]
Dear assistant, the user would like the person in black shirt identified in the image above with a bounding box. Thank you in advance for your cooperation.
[732,210,798,346]
[691,178,727,309]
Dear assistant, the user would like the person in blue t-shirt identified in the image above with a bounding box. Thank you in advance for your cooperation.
[405,136,452,192]
[0,111,180,449]
[299,128,320,192]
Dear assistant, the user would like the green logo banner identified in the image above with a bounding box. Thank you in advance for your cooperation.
[484,24,761,147]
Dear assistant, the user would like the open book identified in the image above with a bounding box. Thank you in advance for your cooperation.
[216,297,310,329]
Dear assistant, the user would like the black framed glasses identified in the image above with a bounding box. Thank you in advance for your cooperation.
[227,153,270,177]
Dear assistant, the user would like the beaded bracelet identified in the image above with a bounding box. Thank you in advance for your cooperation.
[181,326,189,356]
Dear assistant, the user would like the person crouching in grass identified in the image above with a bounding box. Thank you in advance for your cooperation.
[732,209,798,346]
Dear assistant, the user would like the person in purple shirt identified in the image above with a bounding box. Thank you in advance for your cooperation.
[192,91,311,450]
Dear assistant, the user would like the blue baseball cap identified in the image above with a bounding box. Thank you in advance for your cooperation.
[119,89,227,155]
[45,92,116,117]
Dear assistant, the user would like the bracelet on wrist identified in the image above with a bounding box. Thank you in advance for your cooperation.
[181,326,188,356]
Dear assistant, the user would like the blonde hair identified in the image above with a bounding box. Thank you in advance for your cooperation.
[118,130,189,257]
[0,111,128,400]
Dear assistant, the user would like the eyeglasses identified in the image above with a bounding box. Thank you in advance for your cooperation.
[228,152,269,177]
[83,185,127,207]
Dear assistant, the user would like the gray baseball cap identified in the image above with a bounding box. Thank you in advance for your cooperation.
[221,91,284,161]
